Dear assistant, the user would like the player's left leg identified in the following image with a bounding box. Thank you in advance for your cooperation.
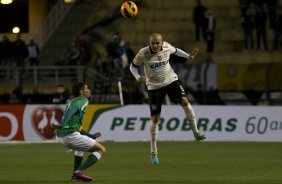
[167,81,206,141]
[180,97,206,141]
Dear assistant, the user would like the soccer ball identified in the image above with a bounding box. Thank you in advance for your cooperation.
[120,1,138,18]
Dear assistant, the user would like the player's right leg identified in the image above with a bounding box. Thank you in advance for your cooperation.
[73,151,84,172]
[148,88,166,165]
[77,142,106,172]
[150,114,160,165]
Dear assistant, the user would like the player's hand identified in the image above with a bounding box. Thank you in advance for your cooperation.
[51,124,61,129]
[137,76,146,83]
[189,47,199,59]
[93,132,102,138]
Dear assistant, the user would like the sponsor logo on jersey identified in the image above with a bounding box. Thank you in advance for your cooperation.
[150,60,169,68]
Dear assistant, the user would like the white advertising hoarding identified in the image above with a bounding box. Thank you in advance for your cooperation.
[89,105,282,142]
[0,105,281,142]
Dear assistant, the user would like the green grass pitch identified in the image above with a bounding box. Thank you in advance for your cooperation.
[0,141,282,184]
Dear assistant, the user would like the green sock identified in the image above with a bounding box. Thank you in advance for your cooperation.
[74,155,83,171]
[78,154,98,171]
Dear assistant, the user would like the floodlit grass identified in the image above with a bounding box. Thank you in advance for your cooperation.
[0,142,282,184]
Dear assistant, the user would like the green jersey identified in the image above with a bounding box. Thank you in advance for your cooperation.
[56,96,89,137]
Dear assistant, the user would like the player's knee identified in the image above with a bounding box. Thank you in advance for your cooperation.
[100,146,106,155]
[151,115,160,123]
[91,142,106,155]
[180,97,189,106]
[181,101,188,106]
[97,143,106,155]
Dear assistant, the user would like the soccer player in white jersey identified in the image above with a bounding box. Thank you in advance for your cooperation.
[56,83,106,182]
[130,33,206,165]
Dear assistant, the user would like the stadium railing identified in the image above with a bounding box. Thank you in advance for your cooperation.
[0,65,84,86]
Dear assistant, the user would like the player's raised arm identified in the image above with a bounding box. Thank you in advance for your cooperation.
[174,47,199,60]
[189,47,199,59]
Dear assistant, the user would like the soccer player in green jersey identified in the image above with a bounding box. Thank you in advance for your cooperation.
[56,82,106,182]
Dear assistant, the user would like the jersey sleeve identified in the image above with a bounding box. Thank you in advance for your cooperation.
[132,50,143,66]
[60,104,79,127]
[165,42,177,54]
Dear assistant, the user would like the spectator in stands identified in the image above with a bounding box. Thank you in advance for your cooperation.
[266,0,278,30]
[106,33,128,79]
[8,87,21,104]
[66,43,81,65]
[95,52,109,78]
[13,34,28,67]
[53,84,70,104]
[241,8,255,51]
[193,0,207,42]
[238,0,251,17]
[255,7,268,51]
[272,7,282,51]
[9,92,20,104]
[0,35,13,78]
[74,35,88,64]
[27,39,40,66]
[204,10,216,52]
[252,0,266,10]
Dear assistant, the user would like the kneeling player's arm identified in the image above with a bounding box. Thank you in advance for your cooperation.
[130,62,141,80]
[80,130,101,139]
[60,105,79,127]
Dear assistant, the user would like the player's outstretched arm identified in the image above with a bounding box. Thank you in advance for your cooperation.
[51,124,62,129]
[93,132,102,138]
[80,130,102,139]
[189,47,199,59]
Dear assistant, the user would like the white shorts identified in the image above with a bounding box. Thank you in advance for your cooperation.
[56,132,96,152]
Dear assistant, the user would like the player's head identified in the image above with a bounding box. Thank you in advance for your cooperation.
[72,82,92,98]
[149,33,163,53]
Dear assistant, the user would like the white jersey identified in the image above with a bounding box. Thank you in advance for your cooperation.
[133,41,178,90]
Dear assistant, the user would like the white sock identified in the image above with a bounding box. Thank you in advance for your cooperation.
[74,151,84,157]
[182,103,199,135]
[93,151,101,160]
[150,120,159,153]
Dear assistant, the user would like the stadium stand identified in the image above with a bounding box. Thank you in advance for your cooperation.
[0,0,281,105]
